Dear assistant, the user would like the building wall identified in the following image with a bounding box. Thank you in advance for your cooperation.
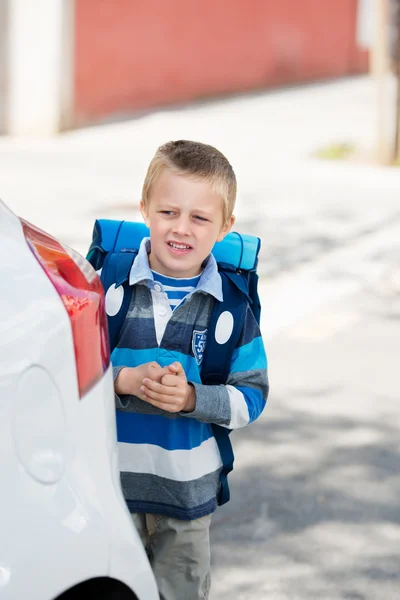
[75,1,367,125]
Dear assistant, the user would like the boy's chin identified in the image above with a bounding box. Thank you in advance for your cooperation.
[169,261,203,278]
[161,253,203,275]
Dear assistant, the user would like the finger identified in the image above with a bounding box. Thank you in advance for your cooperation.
[141,386,180,406]
[142,395,180,413]
[148,363,169,382]
[161,374,181,387]
[142,388,174,403]
[142,379,177,396]
[167,362,184,375]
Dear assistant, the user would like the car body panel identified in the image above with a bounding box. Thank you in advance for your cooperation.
[0,201,159,600]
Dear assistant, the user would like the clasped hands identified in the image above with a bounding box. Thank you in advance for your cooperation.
[115,361,196,413]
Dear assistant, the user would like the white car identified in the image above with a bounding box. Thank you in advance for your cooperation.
[0,200,159,600]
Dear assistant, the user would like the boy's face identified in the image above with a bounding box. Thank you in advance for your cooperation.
[140,169,235,278]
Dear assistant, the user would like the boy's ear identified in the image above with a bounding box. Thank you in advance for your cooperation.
[140,200,150,226]
[216,214,235,242]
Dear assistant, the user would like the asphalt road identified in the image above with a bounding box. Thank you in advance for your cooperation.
[210,230,400,600]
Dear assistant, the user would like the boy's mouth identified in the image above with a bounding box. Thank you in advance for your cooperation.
[167,241,192,254]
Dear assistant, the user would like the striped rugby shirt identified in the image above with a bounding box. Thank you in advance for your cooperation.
[112,238,269,520]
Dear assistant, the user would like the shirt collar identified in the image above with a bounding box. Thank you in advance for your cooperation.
[128,237,223,301]
[129,238,154,286]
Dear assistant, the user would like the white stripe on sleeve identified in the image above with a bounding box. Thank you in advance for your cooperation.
[221,385,250,429]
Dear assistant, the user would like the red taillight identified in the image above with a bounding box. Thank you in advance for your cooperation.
[21,219,110,398]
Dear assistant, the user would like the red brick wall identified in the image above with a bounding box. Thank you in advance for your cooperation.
[74,0,368,124]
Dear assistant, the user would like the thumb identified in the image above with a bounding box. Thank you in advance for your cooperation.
[168,362,186,379]
[167,362,184,376]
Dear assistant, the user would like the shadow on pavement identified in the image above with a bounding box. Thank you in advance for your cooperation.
[210,287,400,600]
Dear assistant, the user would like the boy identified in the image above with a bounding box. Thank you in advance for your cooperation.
[112,140,269,600]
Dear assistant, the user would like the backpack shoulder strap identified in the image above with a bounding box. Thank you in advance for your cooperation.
[201,270,249,506]
[201,270,248,385]
[200,231,261,506]
[211,423,234,505]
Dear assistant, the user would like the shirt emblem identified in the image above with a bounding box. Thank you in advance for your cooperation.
[192,329,207,365]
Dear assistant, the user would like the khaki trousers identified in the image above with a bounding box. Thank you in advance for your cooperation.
[131,512,212,600]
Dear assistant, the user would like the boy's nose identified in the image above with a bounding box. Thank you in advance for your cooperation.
[172,217,191,236]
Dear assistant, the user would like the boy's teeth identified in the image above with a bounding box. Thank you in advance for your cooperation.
[169,242,190,249]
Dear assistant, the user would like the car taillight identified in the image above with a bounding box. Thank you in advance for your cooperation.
[21,219,110,398]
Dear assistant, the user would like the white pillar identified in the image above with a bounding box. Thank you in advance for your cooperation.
[357,0,374,48]
[370,0,397,164]
[7,0,74,135]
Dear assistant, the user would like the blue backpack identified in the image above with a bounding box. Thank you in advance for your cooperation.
[87,219,261,506]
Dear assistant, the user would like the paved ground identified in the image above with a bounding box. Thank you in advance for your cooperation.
[212,278,400,600]
[1,75,399,599]
[210,222,400,600]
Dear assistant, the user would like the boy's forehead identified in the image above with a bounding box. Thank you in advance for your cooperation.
[149,170,225,211]
[152,168,211,191]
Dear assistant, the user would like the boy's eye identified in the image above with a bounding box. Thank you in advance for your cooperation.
[160,210,175,216]
[193,215,208,222]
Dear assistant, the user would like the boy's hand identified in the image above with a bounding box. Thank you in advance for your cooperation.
[140,362,196,413]
[115,362,168,397]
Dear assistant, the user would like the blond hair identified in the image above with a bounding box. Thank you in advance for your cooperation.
[142,140,237,224]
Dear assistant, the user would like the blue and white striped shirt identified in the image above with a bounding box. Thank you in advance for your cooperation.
[151,270,201,310]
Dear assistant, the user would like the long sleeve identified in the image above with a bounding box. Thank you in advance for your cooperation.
[182,305,269,428]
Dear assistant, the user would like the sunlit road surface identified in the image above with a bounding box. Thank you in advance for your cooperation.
[211,222,400,600]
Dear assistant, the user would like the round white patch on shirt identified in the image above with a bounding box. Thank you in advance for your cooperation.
[215,311,234,345]
[105,284,124,316]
